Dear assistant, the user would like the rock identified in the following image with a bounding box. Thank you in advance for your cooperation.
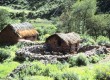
[85,49,96,57]
[96,46,108,54]
[78,45,99,52]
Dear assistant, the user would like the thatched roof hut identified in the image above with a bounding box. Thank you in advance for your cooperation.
[10,22,38,38]
[0,22,38,44]
[46,32,81,54]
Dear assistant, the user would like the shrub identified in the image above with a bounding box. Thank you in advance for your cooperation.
[98,54,106,60]
[57,62,69,71]
[52,72,79,80]
[89,54,100,63]
[0,9,11,30]
[95,67,110,80]
[0,49,10,62]
[76,53,89,66]
[32,20,57,41]
[52,74,63,80]
[68,56,77,67]
[96,36,110,46]
[68,53,89,67]
[62,72,79,80]
[81,35,95,46]
[42,68,50,76]
[23,64,42,76]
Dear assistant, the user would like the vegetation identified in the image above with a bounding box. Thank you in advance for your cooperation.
[68,53,89,67]
[0,48,10,62]
[0,9,11,30]
[1,60,110,80]
[0,0,110,80]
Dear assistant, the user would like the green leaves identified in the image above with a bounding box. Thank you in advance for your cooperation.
[0,9,11,30]
[0,49,10,62]
[68,53,89,67]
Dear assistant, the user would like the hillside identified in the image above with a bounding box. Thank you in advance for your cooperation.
[0,0,65,19]
[0,0,110,19]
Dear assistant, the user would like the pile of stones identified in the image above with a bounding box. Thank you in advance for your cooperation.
[83,46,108,57]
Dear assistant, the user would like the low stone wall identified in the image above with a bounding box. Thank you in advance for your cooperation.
[16,44,75,62]
[16,43,109,61]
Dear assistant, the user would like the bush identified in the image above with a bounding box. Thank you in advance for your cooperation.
[62,72,79,80]
[0,9,11,30]
[89,54,100,63]
[68,56,77,67]
[81,35,96,46]
[68,53,89,67]
[0,49,10,62]
[95,67,110,80]
[52,74,63,80]
[52,72,79,80]
[32,20,57,41]
[42,68,50,76]
[96,36,110,46]
[76,53,89,66]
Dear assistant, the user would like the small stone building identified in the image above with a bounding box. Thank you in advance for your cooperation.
[45,32,81,54]
[0,22,38,44]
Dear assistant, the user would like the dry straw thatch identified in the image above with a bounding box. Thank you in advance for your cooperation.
[10,22,38,38]
[46,32,81,45]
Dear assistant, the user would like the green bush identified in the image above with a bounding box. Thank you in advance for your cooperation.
[0,9,11,30]
[68,53,89,67]
[52,72,79,80]
[89,54,100,63]
[98,54,106,60]
[32,20,57,41]
[52,74,63,80]
[76,53,89,66]
[42,68,50,76]
[95,67,110,80]
[62,72,79,80]
[96,36,110,46]
[81,35,96,46]
[0,49,10,62]
[68,56,77,67]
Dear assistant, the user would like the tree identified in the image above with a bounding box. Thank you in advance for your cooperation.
[20,11,26,22]
[59,0,97,34]
[0,9,11,30]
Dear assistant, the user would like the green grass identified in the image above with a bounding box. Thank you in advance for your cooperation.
[23,76,53,80]
[0,45,19,61]
[0,62,20,78]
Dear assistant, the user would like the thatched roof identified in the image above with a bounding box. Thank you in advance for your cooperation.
[9,22,38,38]
[46,32,81,45]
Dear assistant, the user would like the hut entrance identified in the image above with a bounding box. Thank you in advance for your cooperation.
[57,39,61,47]
[75,43,78,51]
